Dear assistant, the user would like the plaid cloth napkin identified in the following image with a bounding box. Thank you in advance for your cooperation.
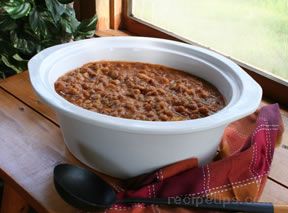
[103,104,283,213]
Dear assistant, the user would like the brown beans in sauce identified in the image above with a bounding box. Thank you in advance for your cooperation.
[54,61,225,121]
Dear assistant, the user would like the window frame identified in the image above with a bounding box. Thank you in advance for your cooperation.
[80,0,288,105]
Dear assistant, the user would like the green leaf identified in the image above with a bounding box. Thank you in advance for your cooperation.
[0,39,17,56]
[60,7,79,34]
[0,0,97,79]
[1,55,26,73]
[60,16,73,34]
[45,0,66,22]
[0,70,5,79]
[3,2,31,19]
[77,15,97,32]
[0,0,22,8]
[29,8,50,39]
[0,13,17,31]
[0,58,16,79]
[0,60,9,79]
[0,64,18,78]
[64,4,76,15]
[74,15,97,39]
[10,31,36,55]
[23,22,41,41]
[58,0,74,4]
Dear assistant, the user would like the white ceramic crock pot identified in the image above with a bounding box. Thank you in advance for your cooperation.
[28,37,262,178]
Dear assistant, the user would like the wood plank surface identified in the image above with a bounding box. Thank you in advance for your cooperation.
[96,29,131,37]
[0,88,78,213]
[0,72,288,212]
[0,72,57,124]
[261,100,288,186]
[270,146,288,186]
[260,180,288,203]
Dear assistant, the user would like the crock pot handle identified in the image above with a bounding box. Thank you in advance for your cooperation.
[227,76,263,123]
[28,44,69,109]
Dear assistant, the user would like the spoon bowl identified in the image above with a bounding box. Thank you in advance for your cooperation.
[54,164,116,210]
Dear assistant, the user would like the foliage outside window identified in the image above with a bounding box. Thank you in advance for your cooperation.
[132,0,288,80]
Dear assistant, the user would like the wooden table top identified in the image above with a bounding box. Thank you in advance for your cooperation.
[0,72,287,213]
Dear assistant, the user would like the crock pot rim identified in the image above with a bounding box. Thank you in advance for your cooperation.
[28,37,262,134]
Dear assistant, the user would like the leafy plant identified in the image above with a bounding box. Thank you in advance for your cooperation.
[0,0,97,79]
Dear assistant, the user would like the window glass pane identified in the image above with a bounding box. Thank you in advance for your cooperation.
[132,0,288,80]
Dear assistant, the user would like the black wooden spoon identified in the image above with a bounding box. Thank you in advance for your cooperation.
[53,164,286,212]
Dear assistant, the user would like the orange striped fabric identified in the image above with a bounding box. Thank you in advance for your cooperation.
[103,104,283,213]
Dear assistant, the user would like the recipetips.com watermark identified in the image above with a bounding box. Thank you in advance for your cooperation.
[167,196,256,207]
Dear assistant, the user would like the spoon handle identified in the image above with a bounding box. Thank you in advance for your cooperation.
[120,197,286,213]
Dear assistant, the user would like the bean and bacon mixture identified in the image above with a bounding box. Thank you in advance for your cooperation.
[54,61,225,121]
